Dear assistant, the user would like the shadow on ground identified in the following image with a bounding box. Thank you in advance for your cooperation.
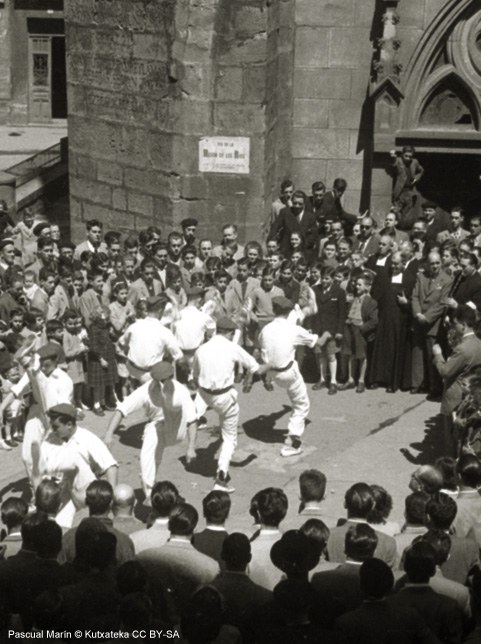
[243,405,291,443]
[400,414,444,465]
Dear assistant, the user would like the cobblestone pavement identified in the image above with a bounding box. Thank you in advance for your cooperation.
[0,384,442,532]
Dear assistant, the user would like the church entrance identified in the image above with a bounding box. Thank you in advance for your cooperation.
[416,152,481,219]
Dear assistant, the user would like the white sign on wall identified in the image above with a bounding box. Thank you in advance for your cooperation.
[199,136,250,174]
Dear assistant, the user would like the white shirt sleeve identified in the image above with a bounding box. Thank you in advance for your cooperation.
[11,372,31,399]
[292,326,318,348]
[233,344,260,374]
[117,382,151,417]
[83,430,118,474]
[163,327,184,362]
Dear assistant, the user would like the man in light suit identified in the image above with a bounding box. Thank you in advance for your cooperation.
[389,146,424,230]
[381,210,409,247]
[411,251,452,395]
[434,304,481,455]
[128,258,163,308]
[268,190,319,263]
[437,206,469,246]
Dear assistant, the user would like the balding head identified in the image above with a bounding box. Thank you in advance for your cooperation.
[409,466,443,497]
[113,484,136,517]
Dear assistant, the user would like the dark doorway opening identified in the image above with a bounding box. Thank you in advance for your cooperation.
[51,36,67,119]
[417,153,481,218]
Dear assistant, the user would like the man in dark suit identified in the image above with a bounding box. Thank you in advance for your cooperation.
[411,251,452,395]
[327,483,397,567]
[434,305,481,455]
[389,146,424,230]
[389,541,464,642]
[352,216,381,259]
[312,523,377,618]
[316,178,357,236]
[437,206,469,245]
[268,190,319,262]
[192,490,230,566]
[421,201,451,252]
[445,253,481,313]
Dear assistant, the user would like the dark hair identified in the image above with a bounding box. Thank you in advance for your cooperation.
[454,303,477,328]
[86,219,103,230]
[402,145,415,154]
[426,493,457,529]
[345,524,378,561]
[35,520,63,559]
[457,454,481,488]
[404,542,436,583]
[104,231,121,246]
[139,258,156,273]
[292,190,307,203]
[150,481,181,517]
[333,178,347,191]
[312,181,325,192]
[46,319,64,337]
[300,519,329,555]
[250,488,288,528]
[360,559,393,599]
[221,532,251,570]
[35,479,62,515]
[202,491,231,525]
[85,480,114,515]
[420,529,451,565]
[38,268,56,283]
[435,457,459,492]
[168,503,198,535]
[182,244,197,258]
[1,497,28,529]
[21,511,48,552]
[167,231,183,243]
[367,485,393,524]
[280,179,294,191]
[37,237,54,251]
[404,492,428,526]
[299,469,326,503]
[344,483,375,519]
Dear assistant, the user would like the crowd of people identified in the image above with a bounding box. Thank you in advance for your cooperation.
[0,146,481,638]
[1,465,481,642]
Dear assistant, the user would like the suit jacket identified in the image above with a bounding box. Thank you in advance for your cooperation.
[192,527,228,565]
[390,157,424,200]
[316,191,357,234]
[311,562,363,617]
[412,270,453,337]
[48,283,73,320]
[60,517,135,567]
[78,288,109,327]
[450,272,481,311]
[437,228,469,245]
[387,587,463,644]
[74,240,108,261]
[360,295,379,342]
[353,234,381,259]
[453,490,481,539]
[227,277,260,317]
[30,288,49,317]
[327,519,398,568]
[424,211,452,251]
[128,277,163,307]
[312,283,347,336]
[268,206,319,259]
[434,332,481,414]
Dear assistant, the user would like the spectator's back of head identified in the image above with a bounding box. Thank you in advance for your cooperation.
[84,531,117,570]
[250,488,288,528]
[221,532,251,571]
[300,519,330,557]
[345,524,378,562]
[181,586,224,644]
[457,455,481,489]
[367,485,393,524]
[151,480,181,518]
[35,520,62,559]
[426,493,457,530]
[404,542,436,583]
[299,469,326,503]
[404,492,428,526]
[435,457,458,492]
[21,511,48,552]
[202,490,231,525]
[344,483,375,519]
[1,496,28,530]
[85,480,113,516]
[35,479,62,516]
[112,484,136,515]
[410,465,443,496]
[420,529,451,566]
[75,517,108,565]
[360,559,393,599]
[168,503,198,536]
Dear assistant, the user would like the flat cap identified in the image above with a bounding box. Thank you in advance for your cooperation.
[272,296,294,314]
[216,316,238,331]
[181,218,198,228]
[150,361,174,381]
[37,342,61,361]
[0,238,14,250]
[185,286,204,297]
[47,403,77,420]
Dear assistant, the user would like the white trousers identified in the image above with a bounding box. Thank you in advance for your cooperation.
[140,420,178,498]
[196,388,239,473]
[271,362,310,438]
[22,414,47,489]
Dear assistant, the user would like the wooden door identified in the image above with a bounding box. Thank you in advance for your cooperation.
[29,36,51,122]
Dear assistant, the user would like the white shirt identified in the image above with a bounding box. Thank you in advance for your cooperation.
[117,379,197,442]
[173,306,215,351]
[259,318,318,368]
[12,365,74,411]
[40,426,118,502]
[121,317,183,368]
[193,335,259,390]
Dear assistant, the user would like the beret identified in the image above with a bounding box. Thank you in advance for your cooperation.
[150,361,174,381]
[216,316,238,331]
[181,218,198,228]
[0,238,14,250]
[47,403,77,420]
[37,342,61,360]
[33,222,51,236]
[272,296,294,313]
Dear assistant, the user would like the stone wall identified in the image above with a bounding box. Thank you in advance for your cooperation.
[0,4,12,123]
[66,0,267,243]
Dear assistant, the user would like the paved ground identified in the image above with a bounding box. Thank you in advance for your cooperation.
[0,382,444,533]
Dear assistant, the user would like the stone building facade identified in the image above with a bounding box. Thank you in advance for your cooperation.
[65,0,481,242]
